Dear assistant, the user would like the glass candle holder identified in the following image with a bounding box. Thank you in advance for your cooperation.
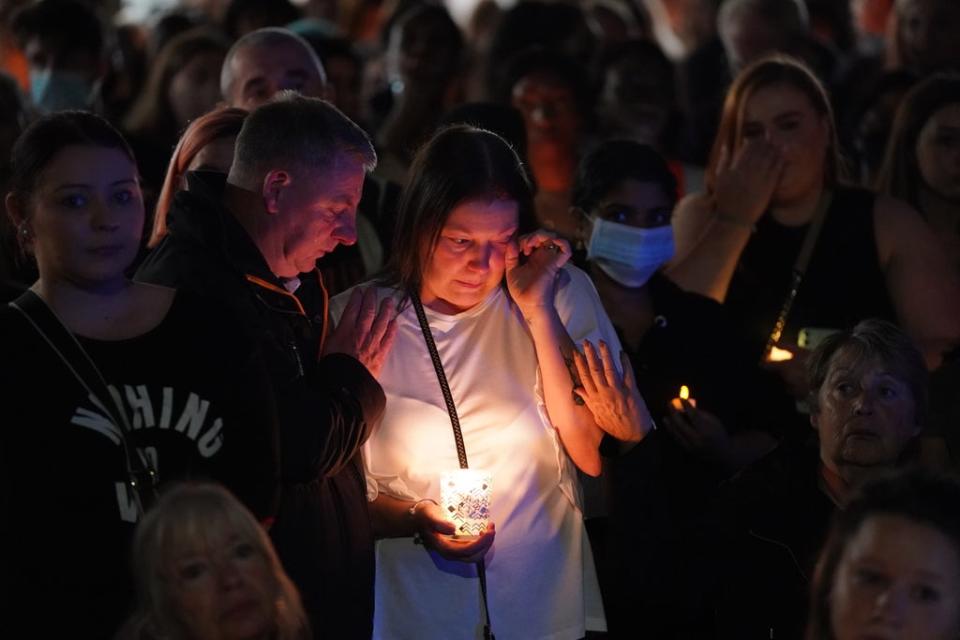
[440,469,492,538]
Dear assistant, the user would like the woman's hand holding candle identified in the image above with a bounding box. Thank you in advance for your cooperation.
[663,399,733,463]
[761,340,810,400]
[572,340,653,444]
[410,500,496,563]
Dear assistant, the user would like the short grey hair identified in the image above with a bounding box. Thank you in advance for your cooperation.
[719,0,809,39]
[806,319,928,426]
[220,27,327,101]
[230,92,376,187]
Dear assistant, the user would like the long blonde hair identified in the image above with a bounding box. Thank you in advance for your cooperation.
[705,55,845,195]
[117,482,309,640]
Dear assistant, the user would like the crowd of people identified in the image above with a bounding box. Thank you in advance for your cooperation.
[1,0,959,639]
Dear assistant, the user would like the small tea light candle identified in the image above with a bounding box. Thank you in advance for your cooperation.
[671,385,697,411]
[766,346,795,362]
[440,469,493,539]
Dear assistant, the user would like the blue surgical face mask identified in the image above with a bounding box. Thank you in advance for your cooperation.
[587,217,674,288]
[29,68,94,113]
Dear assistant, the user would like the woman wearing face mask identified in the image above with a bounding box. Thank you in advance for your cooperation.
[570,140,792,637]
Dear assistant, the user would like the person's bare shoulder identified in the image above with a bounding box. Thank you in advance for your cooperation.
[669,191,713,264]
[871,194,934,266]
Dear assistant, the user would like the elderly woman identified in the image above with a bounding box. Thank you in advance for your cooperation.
[805,468,960,640]
[117,482,310,640]
[710,318,928,637]
[330,125,626,639]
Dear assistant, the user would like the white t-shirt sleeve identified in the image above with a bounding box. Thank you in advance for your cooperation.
[554,264,623,365]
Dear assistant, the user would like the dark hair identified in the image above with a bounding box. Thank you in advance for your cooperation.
[0,71,28,136]
[148,10,208,57]
[8,111,136,206]
[876,73,960,211]
[301,34,361,69]
[383,124,534,293]
[806,318,929,427]
[707,55,845,194]
[572,140,677,213]
[596,38,682,153]
[498,47,594,122]
[389,3,464,62]
[11,0,103,60]
[719,0,809,41]
[124,28,230,143]
[486,1,596,98]
[231,93,375,186]
[806,468,960,640]
[438,102,529,177]
[598,38,676,104]
[223,0,302,40]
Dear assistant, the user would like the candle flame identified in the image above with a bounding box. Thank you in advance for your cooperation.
[679,385,690,400]
[767,346,795,362]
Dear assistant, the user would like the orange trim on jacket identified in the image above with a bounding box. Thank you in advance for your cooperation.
[244,269,329,356]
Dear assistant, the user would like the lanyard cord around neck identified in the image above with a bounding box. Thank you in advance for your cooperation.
[410,292,469,469]
[10,290,159,516]
[762,189,834,361]
[410,292,494,640]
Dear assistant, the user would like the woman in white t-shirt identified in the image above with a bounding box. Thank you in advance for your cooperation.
[330,125,642,640]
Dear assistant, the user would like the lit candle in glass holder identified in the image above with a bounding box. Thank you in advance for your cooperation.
[440,469,492,539]
[671,385,697,411]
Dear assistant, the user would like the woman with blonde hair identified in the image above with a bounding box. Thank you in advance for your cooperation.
[118,482,310,640]
[667,55,960,375]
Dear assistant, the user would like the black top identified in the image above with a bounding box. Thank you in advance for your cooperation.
[725,185,897,361]
[599,273,794,637]
[711,444,837,640]
[136,171,386,640]
[0,291,278,639]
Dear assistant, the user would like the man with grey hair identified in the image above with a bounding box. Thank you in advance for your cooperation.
[221,26,328,110]
[137,93,395,639]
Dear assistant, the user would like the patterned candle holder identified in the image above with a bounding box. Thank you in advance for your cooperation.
[440,469,492,539]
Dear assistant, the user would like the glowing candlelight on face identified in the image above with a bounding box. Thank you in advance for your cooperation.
[440,469,492,539]
[671,385,697,411]
[766,346,795,362]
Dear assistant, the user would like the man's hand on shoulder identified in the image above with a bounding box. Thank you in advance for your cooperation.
[323,287,398,377]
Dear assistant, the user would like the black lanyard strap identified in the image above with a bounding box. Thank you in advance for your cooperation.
[409,291,494,640]
[410,292,469,469]
[9,290,159,516]
[762,189,833,360]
